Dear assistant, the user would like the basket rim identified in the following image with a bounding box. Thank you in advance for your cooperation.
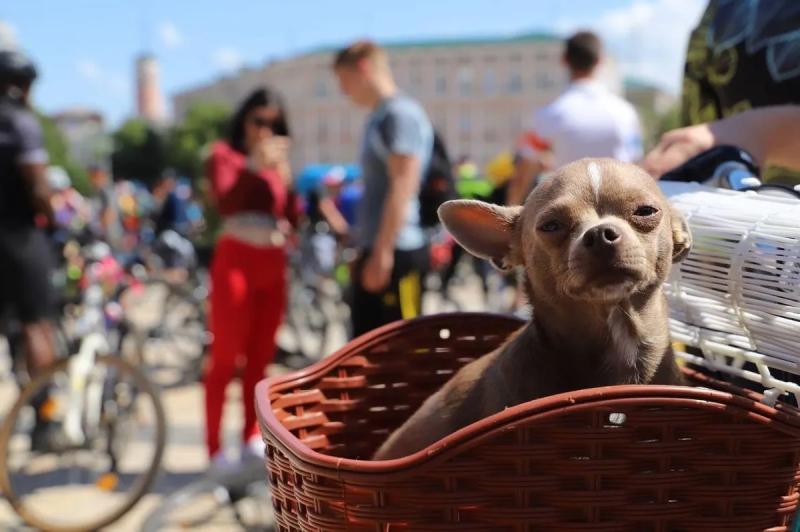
[257,312,800,478]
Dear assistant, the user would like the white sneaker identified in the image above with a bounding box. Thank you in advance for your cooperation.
[241,435,266,462]
[208,450,238,476]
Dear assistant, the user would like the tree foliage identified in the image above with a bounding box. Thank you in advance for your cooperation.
[166,102,230,180]
[110,118,167,187]
[36,112,91,194]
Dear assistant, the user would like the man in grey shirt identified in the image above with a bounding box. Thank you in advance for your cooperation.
[333,40,433,336]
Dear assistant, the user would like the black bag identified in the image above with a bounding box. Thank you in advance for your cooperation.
[374,122,455,228]
[418,130,455,228]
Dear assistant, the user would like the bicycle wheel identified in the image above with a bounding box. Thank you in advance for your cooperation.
[0,353,167,532]
[277,280,331,363]
[122,280,209,388]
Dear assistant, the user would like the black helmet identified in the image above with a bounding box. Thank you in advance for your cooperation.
[0,50,38,86]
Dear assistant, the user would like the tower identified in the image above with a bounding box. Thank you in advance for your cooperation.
[136,53,165,124]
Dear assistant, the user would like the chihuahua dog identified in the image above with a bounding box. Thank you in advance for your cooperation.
[373,158,692,460]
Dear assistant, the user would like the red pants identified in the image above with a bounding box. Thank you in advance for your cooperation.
[204,237,287,457]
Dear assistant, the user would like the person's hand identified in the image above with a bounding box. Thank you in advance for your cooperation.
[361,248,393,293]
[250,136,290,172]
[643,123,715,178]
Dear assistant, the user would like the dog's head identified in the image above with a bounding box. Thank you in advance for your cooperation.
[439,158,691,305]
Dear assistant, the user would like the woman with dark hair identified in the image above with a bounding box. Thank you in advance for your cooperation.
[204,87,298,468]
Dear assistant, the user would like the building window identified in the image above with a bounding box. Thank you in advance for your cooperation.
[483,69,496,95]
[457,67,473,96]
[508,72,523,93]
[317,120,329,143]
[409,69,423,95]
[315,79,327,98]
[459,113,471,139]
[340,114,352,144]
[536,72,556,90]
[436,75,447,95]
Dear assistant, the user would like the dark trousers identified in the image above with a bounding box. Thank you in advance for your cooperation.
[350,246,429,338]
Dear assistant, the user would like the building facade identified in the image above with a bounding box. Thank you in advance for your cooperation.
[173,33,623,170]
[51,107,108,169]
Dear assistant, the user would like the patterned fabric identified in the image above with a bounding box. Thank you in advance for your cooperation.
[682,0,800,183]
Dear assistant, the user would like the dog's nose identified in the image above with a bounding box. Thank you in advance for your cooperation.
[582,224,621,249]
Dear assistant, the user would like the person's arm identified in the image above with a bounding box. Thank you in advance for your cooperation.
[14,113,53,224]
[361,154,421,292]
[361,109,426,293]
[507,156,544,206]
[318,196,349,236]
[644,106,800,176]
[374,154,420,254]
[507,114,553,205]
[19,163,53,224]
[205,143,247,212]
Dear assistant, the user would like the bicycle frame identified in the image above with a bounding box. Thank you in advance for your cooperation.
[62,331,109,446]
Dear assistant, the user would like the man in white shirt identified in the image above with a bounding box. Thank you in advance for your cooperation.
[507,31,643,204]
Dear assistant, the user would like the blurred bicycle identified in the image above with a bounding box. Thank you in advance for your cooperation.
[0,236,166,532]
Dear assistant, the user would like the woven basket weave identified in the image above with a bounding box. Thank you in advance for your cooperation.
[662,184,800,404]
[257,313,800,531]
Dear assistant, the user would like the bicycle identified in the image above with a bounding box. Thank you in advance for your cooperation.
[0,238,167,532]
[120,265,210,389]
[141,459,273,532]
[276,224,351,366]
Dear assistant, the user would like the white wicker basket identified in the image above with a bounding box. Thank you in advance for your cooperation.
[661,183,800,405]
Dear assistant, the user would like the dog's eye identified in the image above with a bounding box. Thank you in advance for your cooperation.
[634,206,659,217]
[538,220,562,232]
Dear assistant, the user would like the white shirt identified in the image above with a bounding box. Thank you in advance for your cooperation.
[518,79,643,168]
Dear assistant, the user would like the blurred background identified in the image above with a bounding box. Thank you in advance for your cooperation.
[2,0,701,193]
[0,1,719,530]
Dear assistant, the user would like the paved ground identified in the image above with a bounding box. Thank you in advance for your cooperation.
[0,268,510,530]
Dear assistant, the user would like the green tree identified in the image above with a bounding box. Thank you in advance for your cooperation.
[36,112,91,194]
[111,118,166,186]
[166,102,230,180]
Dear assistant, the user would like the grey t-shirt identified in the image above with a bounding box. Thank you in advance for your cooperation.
[357,94,433,251]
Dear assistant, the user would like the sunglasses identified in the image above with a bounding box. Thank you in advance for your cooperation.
[249,115,289,136]
[250,116,276,129]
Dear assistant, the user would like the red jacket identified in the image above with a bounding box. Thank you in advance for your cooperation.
[206,141,300,226]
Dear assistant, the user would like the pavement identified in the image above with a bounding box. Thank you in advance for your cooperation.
[0,267,508,531]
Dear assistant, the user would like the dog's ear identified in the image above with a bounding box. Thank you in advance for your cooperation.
[438,200,522,271]
[669,206,692,263]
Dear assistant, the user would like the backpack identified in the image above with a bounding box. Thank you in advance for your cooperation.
[418,131,456,228]
[371,116,455,228]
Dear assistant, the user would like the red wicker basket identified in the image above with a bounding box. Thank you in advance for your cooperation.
[257,313,800,531]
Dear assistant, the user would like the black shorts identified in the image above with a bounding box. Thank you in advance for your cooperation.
[350,246,429,338]
[0,226,55,323]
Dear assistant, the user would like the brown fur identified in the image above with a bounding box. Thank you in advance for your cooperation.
[373,158,691,460]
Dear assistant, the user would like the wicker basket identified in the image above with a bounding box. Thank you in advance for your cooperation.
[257,313,800,531]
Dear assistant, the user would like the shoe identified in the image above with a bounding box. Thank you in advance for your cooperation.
[30,421,64,453]
[207,450,238,478]
[241,435,266,462]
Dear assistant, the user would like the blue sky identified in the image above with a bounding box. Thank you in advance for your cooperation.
[1,0,706,126]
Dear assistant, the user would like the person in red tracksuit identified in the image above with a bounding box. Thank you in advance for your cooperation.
[204,87,299,469]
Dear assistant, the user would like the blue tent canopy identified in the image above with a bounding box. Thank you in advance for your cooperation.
[295,163,361,194]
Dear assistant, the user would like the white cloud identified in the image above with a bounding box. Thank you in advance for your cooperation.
[77,59,102,81]
[159,21,183,49]
[0,20,18,50]
[212,47,243,72]
[556,0,707,94]
[76,59,129,96]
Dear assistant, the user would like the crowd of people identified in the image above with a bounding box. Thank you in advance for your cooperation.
[2,0,800,481]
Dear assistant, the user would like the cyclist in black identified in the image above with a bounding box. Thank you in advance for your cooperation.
[0,49,57,377]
